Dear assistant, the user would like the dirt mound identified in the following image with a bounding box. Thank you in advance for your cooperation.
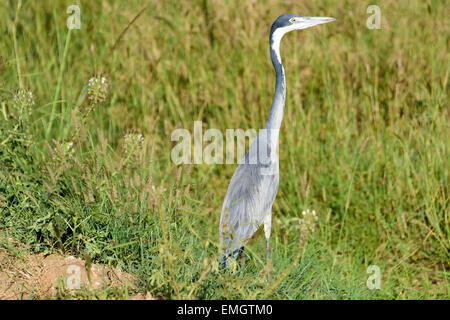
[0,235,150,300]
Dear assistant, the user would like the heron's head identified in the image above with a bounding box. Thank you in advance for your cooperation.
[269,14,336,64]
[270,13,336,36]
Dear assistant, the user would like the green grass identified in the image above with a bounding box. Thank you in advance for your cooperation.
[0,0,448,299]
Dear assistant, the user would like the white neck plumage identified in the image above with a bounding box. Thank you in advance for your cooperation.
[265,28,288,155]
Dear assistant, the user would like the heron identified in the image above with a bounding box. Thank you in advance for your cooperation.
[218,13,335,268]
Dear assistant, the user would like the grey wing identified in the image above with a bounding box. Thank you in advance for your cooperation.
[219,160,279,259]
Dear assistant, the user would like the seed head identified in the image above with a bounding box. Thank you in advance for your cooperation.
[13,89,34,118]
[123,132,145,166]
[87,76,109,104]
[299,209,318,240]
[62,141,75,158]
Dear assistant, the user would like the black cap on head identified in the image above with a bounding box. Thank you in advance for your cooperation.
[270,13,302,35]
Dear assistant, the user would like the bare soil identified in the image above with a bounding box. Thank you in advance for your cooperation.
[0,234,151,300]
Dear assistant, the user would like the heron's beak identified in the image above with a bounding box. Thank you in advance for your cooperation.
[294,16,336,30]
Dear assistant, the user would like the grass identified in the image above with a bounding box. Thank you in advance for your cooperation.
[0,0,448,299]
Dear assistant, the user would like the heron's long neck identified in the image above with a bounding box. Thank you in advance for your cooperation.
[264,33,286,142]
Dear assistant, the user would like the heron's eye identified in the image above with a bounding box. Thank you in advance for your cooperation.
[289,18,297,23]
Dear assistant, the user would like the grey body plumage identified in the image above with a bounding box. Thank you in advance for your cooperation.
[219,13,335,267]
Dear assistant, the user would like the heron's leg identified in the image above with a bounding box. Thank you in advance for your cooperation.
[239,247,246,268]
[263,214,272,260]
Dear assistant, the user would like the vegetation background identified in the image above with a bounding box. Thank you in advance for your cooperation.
[0,0,448,299]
